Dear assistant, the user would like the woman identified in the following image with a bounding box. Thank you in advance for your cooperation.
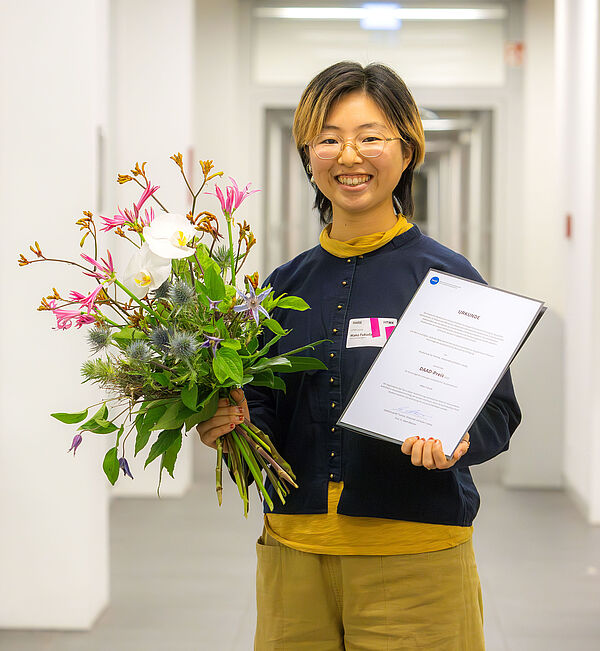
[197,61,521,650]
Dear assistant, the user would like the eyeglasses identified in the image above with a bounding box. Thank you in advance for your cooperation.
[309,130,404,160]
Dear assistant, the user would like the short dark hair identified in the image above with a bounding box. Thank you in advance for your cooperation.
[293,61,425,225]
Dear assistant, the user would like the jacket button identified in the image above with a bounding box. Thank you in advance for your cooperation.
[346,258,352,263]
[329,473,334,479]
[337,304,343,310]
[331,426,336,432]
[358,254,364,258]
[332,328,338,334]
[329,352,335,358]
[330,451,335,457]
[331,402,336,408]
[342,280,348,286]
[330,377,335,383]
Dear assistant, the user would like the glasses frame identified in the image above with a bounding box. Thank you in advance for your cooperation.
[308,131,405,160]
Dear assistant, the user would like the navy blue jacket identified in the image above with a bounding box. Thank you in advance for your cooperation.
[245,225,521,526]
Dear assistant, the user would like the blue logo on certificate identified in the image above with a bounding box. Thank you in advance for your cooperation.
[430,276,439,285]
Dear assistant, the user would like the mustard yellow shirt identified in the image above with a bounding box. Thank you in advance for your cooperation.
[264,214,473,554]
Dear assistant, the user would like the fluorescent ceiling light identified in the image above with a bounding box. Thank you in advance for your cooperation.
[254,6,507,21]
[360,4,401,30]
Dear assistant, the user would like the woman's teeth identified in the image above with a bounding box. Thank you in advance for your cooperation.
[337,175,370,186]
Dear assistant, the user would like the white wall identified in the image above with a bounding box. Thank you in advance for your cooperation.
[557,0,600,522]
[0,0,110,629]
[502,0,565,488]
[109,0,195,497]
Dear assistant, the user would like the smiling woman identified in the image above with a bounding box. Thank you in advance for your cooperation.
[198,61,521,651]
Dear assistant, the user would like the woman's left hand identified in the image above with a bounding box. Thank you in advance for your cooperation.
[401,432,470,470]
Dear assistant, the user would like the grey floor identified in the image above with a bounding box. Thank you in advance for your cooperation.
[2,457,600,650]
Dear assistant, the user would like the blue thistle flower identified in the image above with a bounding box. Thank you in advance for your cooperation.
[126,340,152,362]
[149,326,170,351]
[87,326,112,354]
[168,280,195,307]
[169,332,198,359]
[153,279,171,300]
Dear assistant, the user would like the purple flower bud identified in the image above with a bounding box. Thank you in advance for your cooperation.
[118,457,134,479]
[68,434,83,455]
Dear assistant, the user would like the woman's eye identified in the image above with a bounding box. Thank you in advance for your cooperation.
[318,137,338,145]
[361,135,383,143]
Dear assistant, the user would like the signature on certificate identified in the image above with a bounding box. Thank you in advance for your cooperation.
[388,406,430,419]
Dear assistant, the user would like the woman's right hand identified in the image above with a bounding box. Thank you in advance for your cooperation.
[195,388,249,453]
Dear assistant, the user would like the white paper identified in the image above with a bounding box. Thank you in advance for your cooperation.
[338,269,545,457]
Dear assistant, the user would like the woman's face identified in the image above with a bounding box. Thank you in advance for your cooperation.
[308,91,412,222]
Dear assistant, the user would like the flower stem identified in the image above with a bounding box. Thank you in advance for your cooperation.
[226,215,236,286]
[113,279,167,326]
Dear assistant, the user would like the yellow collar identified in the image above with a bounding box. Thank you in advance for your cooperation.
[319,215,413,258]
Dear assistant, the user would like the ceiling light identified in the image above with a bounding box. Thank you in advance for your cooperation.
[254,6,507,21]
[360,4,401,30]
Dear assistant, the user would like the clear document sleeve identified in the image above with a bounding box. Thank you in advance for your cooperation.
[338,269,546,458]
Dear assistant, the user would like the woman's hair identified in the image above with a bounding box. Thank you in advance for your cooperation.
[292,61,425,225]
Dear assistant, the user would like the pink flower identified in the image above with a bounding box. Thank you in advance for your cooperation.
[99,183,158,231]
[79,286,103,312]
[75,313,97,327]
[135,184,159,215]
[100,211,128,232]
[140,206,155,228]
[209,177,259,217]
[81,250,115,280]
[48,299,97,330]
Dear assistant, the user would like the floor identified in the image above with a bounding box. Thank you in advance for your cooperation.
[1,459,599,651]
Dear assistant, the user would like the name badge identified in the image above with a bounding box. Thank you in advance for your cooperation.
[346,318,397,348]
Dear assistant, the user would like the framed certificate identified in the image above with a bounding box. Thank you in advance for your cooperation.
[338,269,545,458]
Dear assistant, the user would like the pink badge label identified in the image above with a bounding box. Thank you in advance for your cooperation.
[385,325,395,339]
[370,317,381,338]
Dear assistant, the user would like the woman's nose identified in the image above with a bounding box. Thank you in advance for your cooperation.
[338,142,363,165]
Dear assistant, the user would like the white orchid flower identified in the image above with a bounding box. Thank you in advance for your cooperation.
[122,243,171,298]
[143,212,196,259]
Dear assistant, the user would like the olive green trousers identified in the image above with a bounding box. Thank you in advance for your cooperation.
[254,526,485,650]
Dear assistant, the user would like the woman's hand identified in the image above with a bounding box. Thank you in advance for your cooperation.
[401,432,470,470]
[196,388,249,453]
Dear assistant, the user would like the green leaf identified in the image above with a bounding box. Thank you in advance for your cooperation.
[246,337,259,354]
[82,421,118,434]
[135,404,166,456]
[213,346,243,384]
[145,429,182,468]
[262,319,288,336]
[154,372,172,388]
[154,401,192,431]
[184,390,220,431]
[111,327,146,342]
[160,432,183,479]
[181,382,198,410]
[276,296,310,311]
[249,369,275,386]
[204,264,226,301]
[78,404,110,431]
[221,339,241,350]
[272,376,287,392]
[51,409,88,424]
[276,355,328,373]
[248,356,292,374]
[103,446,119,485]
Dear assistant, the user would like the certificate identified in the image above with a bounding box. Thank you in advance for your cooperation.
[338,269,545,458]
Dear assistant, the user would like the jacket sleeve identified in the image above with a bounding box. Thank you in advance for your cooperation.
[446,259,523,469]
[453,366,522,468]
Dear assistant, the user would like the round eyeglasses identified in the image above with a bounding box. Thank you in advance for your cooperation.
[309,131,404,160]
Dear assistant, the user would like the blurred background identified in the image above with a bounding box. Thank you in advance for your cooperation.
[1,0,599,649]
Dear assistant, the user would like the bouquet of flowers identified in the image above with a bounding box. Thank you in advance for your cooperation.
[19,155,326,516]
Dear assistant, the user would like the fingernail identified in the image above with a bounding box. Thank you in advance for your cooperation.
[237,415,244,422]
[230,423,235,429]
[428,437,434,440]
[235,406,243,414]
